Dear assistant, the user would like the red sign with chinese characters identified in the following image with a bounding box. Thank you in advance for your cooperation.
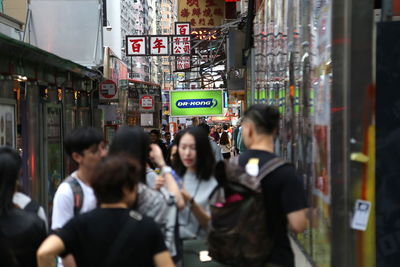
[149,36,169,55]
[176,56,191,71]
[178,0,225,28]
[139,95,155,111]
[175,22,191,35]
[126,36,147,56]
[172,36,191,55]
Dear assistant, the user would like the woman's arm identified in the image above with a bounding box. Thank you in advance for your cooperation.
[181,189,211,229]
[149,144,185,209]
[37,235,65,267]
[153,251,175,267]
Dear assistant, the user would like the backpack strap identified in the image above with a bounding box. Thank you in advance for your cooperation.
[24,199,40,213]
[65,177,84,216]
[255,157,287,187]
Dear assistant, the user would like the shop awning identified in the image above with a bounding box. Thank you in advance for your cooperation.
[0,32,102,80]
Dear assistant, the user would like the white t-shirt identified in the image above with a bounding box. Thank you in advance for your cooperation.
[51,171,97,230]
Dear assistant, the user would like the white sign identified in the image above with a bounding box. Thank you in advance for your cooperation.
[99,80,118,100]
[140,113,154,127]
[126,36,147,56]
[172,36,191,55]
[149,36,169,55]
[351,200,371,231]
[139,95,155,112]
[175,22,191,35]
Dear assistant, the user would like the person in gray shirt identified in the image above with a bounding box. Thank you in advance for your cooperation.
[198,123,223,162]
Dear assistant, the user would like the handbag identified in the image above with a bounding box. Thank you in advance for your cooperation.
[183,239,228,267]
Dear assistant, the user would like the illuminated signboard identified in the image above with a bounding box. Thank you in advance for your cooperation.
[170,90,223,116]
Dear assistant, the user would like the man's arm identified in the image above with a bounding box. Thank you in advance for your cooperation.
[153,251,175,267]
[37,235,65,267]
[287,209,308,234]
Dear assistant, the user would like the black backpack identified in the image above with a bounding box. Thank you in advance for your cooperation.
[208,157,286,267]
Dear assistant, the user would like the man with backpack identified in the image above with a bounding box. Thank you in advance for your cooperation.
[208,104,307,267]
[238,104,308,267]
[51,127,106,267]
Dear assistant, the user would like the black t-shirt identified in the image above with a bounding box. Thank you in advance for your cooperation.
[56,208,167,267]
[0,208,47,267]
[239,150,307,267]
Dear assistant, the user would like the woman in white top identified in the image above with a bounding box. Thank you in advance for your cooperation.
[219,131,231,160]
[175,127,217,240]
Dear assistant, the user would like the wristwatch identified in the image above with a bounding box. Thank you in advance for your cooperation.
[161,166,172,175]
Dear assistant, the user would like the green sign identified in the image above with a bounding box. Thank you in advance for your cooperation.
[170,90,223,117]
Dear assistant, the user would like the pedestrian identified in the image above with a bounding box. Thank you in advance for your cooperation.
[175,127,217,241]
[219,131,232,160]
[150,129,168,160]
[51,127,106,267]
[37,156,175,267]
[0,146,47,267]
[209,126,219,143]
[238,104,308,267]
[198,123,223,162]
[165,132,172,147]
[108,126,184,262]
[232,119,241,156]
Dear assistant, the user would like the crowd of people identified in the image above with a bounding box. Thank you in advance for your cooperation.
[0,104,308,267]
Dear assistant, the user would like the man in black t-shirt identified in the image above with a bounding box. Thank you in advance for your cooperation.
[239,104,308,267]
[37,156,174,267]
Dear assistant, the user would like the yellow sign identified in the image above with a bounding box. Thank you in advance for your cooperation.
[178,0,225,28]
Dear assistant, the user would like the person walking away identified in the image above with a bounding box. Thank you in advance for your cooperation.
[239,104,308,267]
[165,132,172,148]
[198,123,223,162]
[232,119,241,156]
[0,147,47,267]
[219,131,232,160]
[51,127,106,267]
[37,156,175,267]
[174,127,218,265]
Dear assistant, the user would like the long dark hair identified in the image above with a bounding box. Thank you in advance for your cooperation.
[108,126,149,183]
[175,127,215,180]
[0,147,21,216]
[219,132,230,145]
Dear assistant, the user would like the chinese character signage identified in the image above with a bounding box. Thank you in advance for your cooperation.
[170,90,223,116]
[172,36,191,55]
[178,0,225,28]
[149,36,169,55]
[175,22,191,35]
[126,36,147,56]
[176,56,191,70]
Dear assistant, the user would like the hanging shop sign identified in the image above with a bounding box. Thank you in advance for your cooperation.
[126,36,147,56]
[172,36,192,55]
[125,35,191,56]
[176,56,191,70]
[175,22,191,35]
[99,79,118,100]
[170,90,223,117]
[178,0,225,28]
[139,95,155,112]
[149,36,170,56]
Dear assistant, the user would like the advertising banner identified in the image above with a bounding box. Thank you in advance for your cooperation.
[170,90,223,116]
[178,0,225,28]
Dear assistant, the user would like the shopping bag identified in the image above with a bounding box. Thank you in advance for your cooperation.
[182,239,229,267]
